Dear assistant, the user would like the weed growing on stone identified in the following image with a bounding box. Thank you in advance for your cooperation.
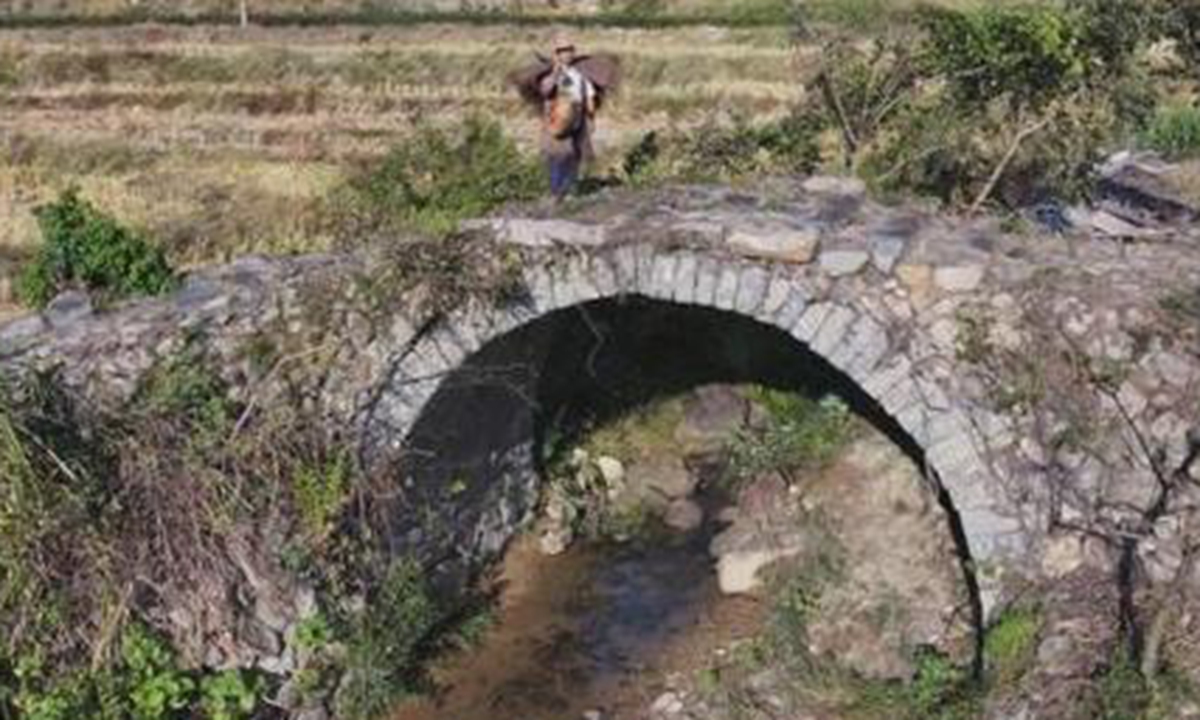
[359,231,528,320]
[294,452,352,539]
[199,670,262,720]
[954,305,995,365]
[0,344,424,719]
[983,605,1042,688]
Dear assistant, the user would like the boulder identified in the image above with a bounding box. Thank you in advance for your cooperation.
[674,385,748,453]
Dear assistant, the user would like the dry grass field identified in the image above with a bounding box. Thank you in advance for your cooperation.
[0,0,1044,319]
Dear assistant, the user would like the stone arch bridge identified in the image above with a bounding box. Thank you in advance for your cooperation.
[2,178,1199,621]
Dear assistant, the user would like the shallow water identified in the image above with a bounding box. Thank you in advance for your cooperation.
[393,515,759,720]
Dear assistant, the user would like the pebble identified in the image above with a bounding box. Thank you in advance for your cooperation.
[651,691,685,715]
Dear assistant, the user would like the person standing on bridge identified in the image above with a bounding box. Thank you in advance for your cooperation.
[510,34,621,201]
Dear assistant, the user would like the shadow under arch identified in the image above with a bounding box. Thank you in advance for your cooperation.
[390,294,985,672]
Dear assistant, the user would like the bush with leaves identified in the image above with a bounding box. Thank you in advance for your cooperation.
[17,187,175,308]
[623,113,821,186]
[199,670,261,720]
[728,390,856,485]
[826,1,1163,210]
[330,115,542,239]
[5,623,261,720]
[0,349,351,720]
[917,5,1088,111]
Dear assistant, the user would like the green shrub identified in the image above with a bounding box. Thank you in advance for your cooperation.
[337,559,441,720]
[120,625,194,720]
[10,624,196,720]
[627,115,821,185]
[135,346,233,432]
[1142,104,1200,159]
[295,612,334,654]
[983,606,1042,687]
[17,187,175,308]
[917,6,1088,111]
[199,670,261,720]
[6,623,262,720]
[832,0,1156,208]
[332,116,542,239]
[293,452,350,537]
[728,391,855,484]
[908,648,974,718]
[1096,649,1152,720]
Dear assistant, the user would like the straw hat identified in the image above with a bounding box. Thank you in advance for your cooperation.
[552,32,575,52]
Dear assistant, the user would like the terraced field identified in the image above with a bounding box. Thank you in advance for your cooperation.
[0,0,1032,319]
[0,20,805,314]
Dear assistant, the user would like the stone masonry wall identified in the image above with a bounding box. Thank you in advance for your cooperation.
[3,176,1199,638]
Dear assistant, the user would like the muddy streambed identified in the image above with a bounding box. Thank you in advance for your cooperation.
[392,517,764,720]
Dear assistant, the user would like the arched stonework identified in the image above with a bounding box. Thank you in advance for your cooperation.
[5,179,1198,625]
[358,240,1023,584]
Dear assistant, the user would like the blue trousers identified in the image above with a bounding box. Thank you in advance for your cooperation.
[548,151,581,198]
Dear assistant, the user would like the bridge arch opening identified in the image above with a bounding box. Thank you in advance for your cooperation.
[369,293,985,678]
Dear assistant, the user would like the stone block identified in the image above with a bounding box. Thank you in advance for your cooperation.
[610,245,639,293]
[693,256,722,306]
[755,272,793,321]
[492,218,607,247]
[791,301,834,343]
[934,265,986,293]
[727,223,820,264]
[811,305,857,356]
[734,266,770,315]
[896,263,935,307]
[632,244,657,295]
[803,175,867,197]
[819,250,870,277]
[648,252,678,300]
[588,254,620,299]
[773,289,810,330]
[671,252,699,304]
[871,236,907,273]
[713,264,741,310]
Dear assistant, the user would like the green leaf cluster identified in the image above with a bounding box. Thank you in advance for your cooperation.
[334,115,542,238]
[18,187,175,308]
[5,625,261,720]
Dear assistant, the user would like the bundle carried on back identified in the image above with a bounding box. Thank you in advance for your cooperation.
[508,37,621,198]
